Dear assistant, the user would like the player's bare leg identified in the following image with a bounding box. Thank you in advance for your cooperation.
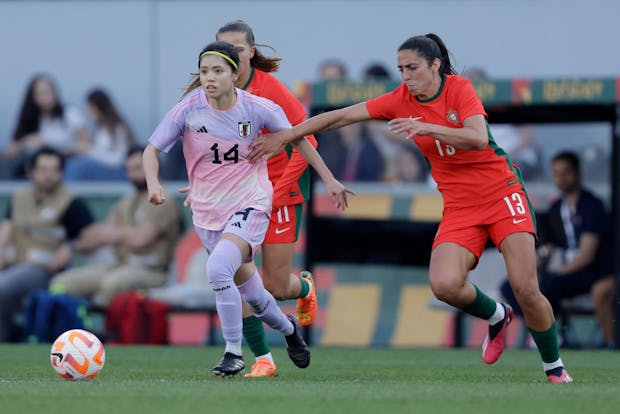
[262,243,316,326]
[501,232,572,382]
[429,242,513,365]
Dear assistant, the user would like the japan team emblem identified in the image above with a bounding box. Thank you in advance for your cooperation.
[238,121,252,138]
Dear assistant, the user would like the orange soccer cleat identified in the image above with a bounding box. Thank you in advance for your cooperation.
[296,271,317,327]
[243,357,277,378]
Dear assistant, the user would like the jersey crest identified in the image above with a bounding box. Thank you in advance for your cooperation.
[446,109,459,125]
[238,121,252,138]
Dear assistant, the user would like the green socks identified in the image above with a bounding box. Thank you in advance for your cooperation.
[297,276,310,299]
[242,316,270,358]
[529,322,561,363]
[459,285,497,320]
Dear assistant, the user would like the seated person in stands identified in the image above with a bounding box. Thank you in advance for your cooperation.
[500,151,614,347]
[0,147,93,341]
[50,146,182,307]
[64,89,136,181]
[1,74,90,179]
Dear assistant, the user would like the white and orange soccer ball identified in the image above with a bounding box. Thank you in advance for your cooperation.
[50,329,105,380]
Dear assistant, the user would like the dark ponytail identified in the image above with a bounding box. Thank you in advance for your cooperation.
[398,33,456,76]
[216,19,282,73]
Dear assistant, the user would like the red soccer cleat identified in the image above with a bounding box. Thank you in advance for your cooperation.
[547,369,573,383]
[482,304,514,364]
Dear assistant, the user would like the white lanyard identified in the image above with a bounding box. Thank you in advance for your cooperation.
[560,200,578,252]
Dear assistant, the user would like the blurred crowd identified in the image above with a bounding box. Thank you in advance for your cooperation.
[4,65,601,186]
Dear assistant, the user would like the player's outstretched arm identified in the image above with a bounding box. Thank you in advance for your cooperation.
[290,137,354,211]
[248,103,371,161]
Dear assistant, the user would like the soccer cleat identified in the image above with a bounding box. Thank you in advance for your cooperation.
[481,304,514,365]
[296,271,317,327]
[547,368,573,383]
[284,314,311,368]
[243,357,277,378]
[211,352,245,377]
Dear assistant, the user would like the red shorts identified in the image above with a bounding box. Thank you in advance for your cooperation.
[433,189,536,261]
[263,204,303,244]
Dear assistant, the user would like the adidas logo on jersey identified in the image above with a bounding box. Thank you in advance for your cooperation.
[196,126,208,133]
[231,222,241,228]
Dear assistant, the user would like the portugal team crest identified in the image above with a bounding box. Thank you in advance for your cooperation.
[238,121,252,138]
[446,109,459,125]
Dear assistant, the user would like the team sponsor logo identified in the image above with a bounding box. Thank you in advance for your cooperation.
[196,125,208,133]
[446,109,459,125]
[238,121,251,138]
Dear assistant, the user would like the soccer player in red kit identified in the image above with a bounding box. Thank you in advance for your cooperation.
[249,33,572,383]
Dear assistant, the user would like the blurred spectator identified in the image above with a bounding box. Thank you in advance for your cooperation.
[361,62,428,183]
[0,147,94,341]
[394,143,428,183]
[362,62,392,81]
[464,67,543,181]
[50,146,182,307]
[463,66,488,80]
[317,58,348,81]
[341,122,385,182]
[500,151,615,347]
[1,74,90,179]
[490,124,543,180]
[64,89,136,181]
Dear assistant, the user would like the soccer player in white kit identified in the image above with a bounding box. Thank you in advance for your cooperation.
[143,41,351,377]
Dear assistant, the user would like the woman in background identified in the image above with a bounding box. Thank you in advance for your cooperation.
[64,89,135,181]
[2,74,89,179]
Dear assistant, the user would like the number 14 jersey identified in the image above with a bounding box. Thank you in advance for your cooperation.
[148,87,292,230]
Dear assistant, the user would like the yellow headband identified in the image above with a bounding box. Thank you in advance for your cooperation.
[199,50,238,70]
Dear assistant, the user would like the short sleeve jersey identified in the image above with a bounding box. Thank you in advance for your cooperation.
[148,87,292,230]
[244,68,313,203]
[366,75,521,208]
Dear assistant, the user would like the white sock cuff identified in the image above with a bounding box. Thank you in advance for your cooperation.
[543,358,564,371]
[488,302,505,325]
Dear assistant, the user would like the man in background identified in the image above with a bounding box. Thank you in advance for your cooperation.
[50,146,182,307]
[501,151,615,347]
[0,147,93,341]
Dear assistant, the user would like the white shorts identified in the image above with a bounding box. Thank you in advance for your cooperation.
[194,208,270,262]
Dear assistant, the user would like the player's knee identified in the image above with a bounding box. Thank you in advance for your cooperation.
[430,279,461,304]
[206,256,233,287]
[206,240,242,289]
[511,283,540,308]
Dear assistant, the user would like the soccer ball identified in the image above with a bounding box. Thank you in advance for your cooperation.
[50,329,105,380]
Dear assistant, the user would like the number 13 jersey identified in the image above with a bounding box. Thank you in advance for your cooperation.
[366,74,524,209]
[149,87,292,230]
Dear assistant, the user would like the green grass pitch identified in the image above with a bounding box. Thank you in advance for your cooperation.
[1,345,619,414]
